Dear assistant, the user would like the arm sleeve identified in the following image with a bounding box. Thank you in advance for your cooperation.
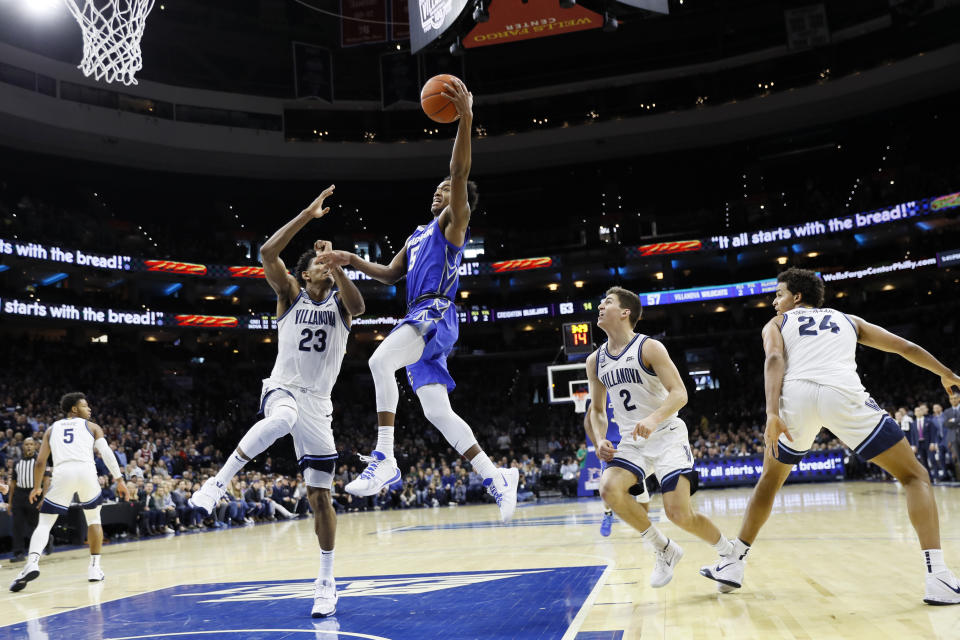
[94,438,123,480]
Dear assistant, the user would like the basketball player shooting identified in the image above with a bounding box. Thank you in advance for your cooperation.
[318,77,520,521]
[189,186,364,618]
[700,267,960,605]
[585,287,735,588]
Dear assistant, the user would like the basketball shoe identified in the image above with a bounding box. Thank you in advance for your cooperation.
[483,467,520,522]
[346,451,400,497]
[924,570,960,605]
[650,539,683,588]
[699,555,744,593]
[9,558,40,592]
[189,477,226,515]
[312,578,338,618]
[88,565,105,582]
[600,509,614,537]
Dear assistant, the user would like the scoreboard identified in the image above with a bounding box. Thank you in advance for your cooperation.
[562,321,593,355]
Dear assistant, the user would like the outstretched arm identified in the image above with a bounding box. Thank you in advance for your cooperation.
[260,186,336,301]
[323,239,365,320]
[319,245,407,285]
[585,351,616,462]
[850,315,960,395]
[632,339,688,440]
[438,78,473,247]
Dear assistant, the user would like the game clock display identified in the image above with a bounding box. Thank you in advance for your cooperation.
[562,322,593,354]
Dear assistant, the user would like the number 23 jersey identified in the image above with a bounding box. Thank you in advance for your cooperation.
[779,307,863,392]
[269,289,350,397]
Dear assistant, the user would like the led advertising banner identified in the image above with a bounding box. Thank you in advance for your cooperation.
[695,450,844,488]
[624,189,960,259]
[464,0,603,49]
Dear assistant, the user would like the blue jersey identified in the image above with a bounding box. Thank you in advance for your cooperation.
[405,218,468,305]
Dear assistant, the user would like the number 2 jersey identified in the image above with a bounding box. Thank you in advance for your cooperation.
[779,307,864,392]
[597,333,679,440]
[269,289,350,396]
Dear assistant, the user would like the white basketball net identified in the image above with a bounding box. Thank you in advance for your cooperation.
[572,391,589,414]
[64,0,156,86]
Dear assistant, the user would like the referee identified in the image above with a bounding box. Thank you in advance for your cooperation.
[8,437,45,563]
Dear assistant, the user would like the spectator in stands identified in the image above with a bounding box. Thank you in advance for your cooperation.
[560,457,579,497]
[453,479,467,505]
[944,394,960,481]
[400,482,417,509]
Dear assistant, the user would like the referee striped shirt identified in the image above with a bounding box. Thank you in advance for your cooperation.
[13,456,37,490]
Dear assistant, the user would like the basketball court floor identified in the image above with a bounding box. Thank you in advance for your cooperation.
[2,481,958,639]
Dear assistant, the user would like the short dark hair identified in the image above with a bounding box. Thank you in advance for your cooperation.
[445,177,479,212]
[777,267,825,307]
[294,248,317,288]
[60,392,86,414]
[606,286,642,328]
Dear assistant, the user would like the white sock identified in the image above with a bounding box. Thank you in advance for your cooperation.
[90,554,101,567]
[375,426,395,459]
[712,533,734,557]
[640,524,669,551]
[733,538,751,561]
[924,548,947,574]
[27,551,40,564]
[215,452,248,486]
[470,451,497,481]
[604,508,613,516]
[319,549,335,583]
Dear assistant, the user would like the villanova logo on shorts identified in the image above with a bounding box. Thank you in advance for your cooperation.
[0,566,606,640]
[419,0,453,31]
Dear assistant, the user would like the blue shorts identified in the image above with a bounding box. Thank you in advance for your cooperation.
[393,297,459,393]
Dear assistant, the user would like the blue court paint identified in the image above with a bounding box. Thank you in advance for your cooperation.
[575,632,625,640]
[377,511,661,533]
[1,566,606,640]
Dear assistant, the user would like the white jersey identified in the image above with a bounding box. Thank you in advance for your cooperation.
[269,289,350,396]
[596,333,677,438]
[48,417,96,466]
[779,307,863,391]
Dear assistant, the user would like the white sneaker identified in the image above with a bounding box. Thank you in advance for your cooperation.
[700,555,745,593]
[88,565,105,582]
[345,451,400,497]
[189,477,226,516]
[650,539,684,588]
[312,578,338,618]
[9,559,40,592]
[924,570,960,605]
[484,468,520,522]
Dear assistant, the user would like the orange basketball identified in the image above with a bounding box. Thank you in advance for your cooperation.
[421,74,463,124]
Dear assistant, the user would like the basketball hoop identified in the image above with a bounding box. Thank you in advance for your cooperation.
[572,390,589,414]
[64,0,156,86]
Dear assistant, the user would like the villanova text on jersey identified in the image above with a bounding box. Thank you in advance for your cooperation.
[600,367,646,389]
[294,307,337,327]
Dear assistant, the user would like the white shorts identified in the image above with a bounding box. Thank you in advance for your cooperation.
[41,462,101,515]
[777,379,901,463]
[260,379,337,488]
[609,418,697,493]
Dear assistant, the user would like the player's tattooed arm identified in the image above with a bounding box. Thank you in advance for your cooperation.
[261,186,335,302]
[585,351,616,462]
[850,315,960,396]
[761,317,792,457]
[632,339,688,440]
